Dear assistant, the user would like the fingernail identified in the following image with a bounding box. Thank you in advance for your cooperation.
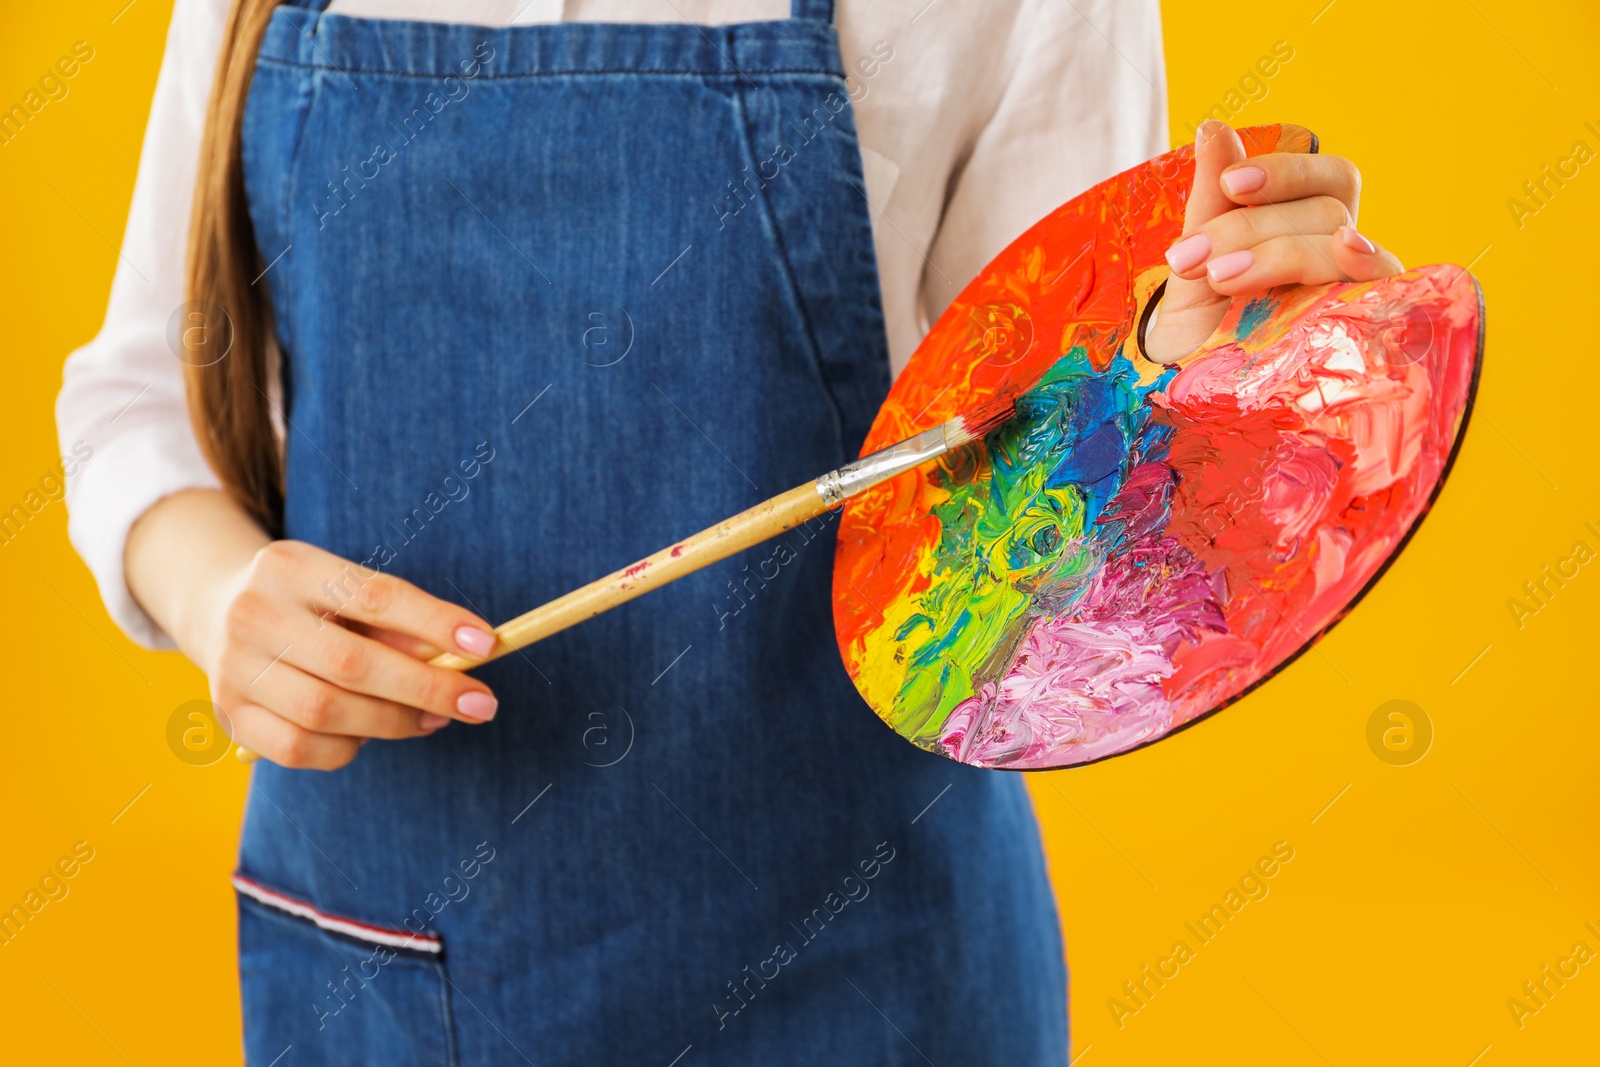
[1165,232,1211,273]
[1220,166,1267,196]
[1206,249,1255,283]
[455,625,495,657]
[420,712,450,730]
[1340,226,1377,254]
[456,691,498,721]
[1195,119,1225,145]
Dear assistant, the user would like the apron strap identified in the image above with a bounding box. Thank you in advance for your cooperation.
[790,0,835,23]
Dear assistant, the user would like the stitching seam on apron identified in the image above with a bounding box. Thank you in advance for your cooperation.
[257,57,844,80]
[723,82,849,458]
[267,52,325,358]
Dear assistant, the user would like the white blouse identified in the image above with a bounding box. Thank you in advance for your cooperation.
[56,0,1167,648]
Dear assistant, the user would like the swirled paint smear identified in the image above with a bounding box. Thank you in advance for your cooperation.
[833,125,1482,770]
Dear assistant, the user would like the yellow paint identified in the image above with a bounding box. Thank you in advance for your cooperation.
[1,2,1594,1063]
[850,541,937,721]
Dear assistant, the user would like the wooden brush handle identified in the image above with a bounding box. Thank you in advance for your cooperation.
[236,482,828,764]
[431,482,828,669]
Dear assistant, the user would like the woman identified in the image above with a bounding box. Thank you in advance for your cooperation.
[58,0,1399,1062]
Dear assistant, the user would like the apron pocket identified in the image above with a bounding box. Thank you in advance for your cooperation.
[235,874,456,1067]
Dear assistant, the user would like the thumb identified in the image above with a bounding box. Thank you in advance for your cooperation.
[1145,120,1247,363]
[1183,119,1248,235]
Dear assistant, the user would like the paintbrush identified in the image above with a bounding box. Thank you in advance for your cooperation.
[235,394,1014,762]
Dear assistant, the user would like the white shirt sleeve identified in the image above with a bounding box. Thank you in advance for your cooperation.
[920,0,1168,334]
[55,0,230,650]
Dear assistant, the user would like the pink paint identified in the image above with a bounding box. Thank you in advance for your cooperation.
[940,272,1479,768]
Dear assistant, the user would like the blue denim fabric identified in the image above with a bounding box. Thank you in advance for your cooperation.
[236,1,1067,1062]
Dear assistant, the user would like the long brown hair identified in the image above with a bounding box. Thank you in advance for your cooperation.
[183,0,286,534]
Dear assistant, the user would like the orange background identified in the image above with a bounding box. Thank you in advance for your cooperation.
[2,1,1595,1063]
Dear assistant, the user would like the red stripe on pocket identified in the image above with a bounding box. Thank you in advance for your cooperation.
[232,873,442,955]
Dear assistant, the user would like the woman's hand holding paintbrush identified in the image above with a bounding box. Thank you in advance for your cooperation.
[228,396,1015,764]
[126,488,505,770]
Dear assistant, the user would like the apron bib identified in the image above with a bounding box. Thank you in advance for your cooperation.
[236,2,1066,1062]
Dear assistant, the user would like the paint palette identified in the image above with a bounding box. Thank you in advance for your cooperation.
[832,124,1483,770]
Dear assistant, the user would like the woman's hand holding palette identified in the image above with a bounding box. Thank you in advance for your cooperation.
[832,124,1483,770]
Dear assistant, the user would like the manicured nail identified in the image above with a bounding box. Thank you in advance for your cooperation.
[1340,226,1377,254]
[1195,119,1226,145]
[456,691,498,721]
[1220,166,1267,196]
[420,712,450,730]
[1206,249,1255,283]
[1165,232,1211,274]
[455,625,495,657]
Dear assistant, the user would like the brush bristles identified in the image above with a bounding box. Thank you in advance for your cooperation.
[943,394,1016,448]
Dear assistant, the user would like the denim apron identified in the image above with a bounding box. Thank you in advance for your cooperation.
[235,2,1067,1062]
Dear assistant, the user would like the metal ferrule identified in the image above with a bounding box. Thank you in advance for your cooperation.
[814,424,951,508]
